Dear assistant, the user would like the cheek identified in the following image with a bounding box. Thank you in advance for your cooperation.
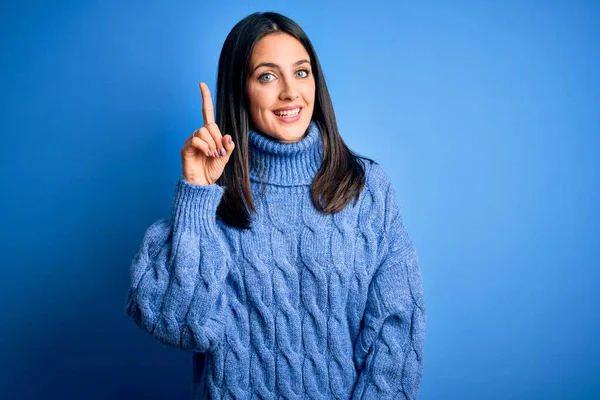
[247,87,272,126]
[247,86,257,109]
[304,78,316,99]
[248,87,271,112]
[304,80,316,105]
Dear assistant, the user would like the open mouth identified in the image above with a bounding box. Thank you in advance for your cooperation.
[273,107,302,122]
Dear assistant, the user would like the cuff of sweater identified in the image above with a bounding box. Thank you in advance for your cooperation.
[171,176,225,235]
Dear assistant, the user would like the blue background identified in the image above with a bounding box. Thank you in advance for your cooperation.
[1,0,599,399]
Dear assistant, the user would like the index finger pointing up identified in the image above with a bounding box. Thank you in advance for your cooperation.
[199,81,215,126]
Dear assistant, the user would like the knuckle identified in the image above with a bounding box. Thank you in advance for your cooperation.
[199,127,212,142]
[207,122,222,137]
[196,130,210,147]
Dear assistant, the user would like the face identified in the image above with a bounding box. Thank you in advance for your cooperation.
[246,33,316,143]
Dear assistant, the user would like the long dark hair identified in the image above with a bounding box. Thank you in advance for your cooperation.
[215,11,375,229]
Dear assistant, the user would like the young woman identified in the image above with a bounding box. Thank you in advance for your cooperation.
[126,11,426,399]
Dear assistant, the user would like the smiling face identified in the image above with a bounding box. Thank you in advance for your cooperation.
[246,33,316,143]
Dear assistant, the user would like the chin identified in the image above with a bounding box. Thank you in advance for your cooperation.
[267,119,311,143]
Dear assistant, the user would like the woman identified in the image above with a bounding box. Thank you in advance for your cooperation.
[126,11,426,399]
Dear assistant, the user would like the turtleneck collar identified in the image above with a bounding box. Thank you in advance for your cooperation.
[248,120,323,186]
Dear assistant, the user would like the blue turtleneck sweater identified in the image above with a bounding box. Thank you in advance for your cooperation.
[126,121,426,399]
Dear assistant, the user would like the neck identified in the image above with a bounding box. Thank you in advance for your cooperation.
[248,120,323,186]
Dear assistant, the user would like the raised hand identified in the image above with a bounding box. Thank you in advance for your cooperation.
[181,82,235,186]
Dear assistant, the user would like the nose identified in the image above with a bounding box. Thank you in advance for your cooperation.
[279,77,299,101]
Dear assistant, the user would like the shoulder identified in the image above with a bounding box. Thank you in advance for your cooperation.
[360,159,417,271]
[355,159,401,234]
[359,159,397,209]
[362,159,393,192]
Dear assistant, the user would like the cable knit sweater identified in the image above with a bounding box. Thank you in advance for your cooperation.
[126,120,426,399]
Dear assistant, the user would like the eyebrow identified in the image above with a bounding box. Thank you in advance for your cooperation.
[251,59,311,74]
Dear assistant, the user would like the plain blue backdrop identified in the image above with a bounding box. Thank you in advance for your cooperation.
[1,0,599,399]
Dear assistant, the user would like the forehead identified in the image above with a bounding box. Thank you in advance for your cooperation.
[250,33,310,64]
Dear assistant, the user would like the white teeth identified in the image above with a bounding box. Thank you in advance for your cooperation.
[274,108,300,117]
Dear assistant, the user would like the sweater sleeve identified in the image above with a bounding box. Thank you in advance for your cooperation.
[125,176,232,353]
[351,179,426,399]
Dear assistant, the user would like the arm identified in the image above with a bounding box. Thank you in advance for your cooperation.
[351,181,426,399]
[125,176,232,352]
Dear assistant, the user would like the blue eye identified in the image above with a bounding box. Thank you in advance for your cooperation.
[258,73,275,83]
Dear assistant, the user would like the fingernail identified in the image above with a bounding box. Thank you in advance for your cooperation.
[228,137,232,145]
[205,150,212,157]
[213,149,219,157]
[220,147,226,156]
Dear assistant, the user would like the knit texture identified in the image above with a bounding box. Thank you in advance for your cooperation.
[126,120,426,399]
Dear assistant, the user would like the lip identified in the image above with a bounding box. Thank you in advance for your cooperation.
[273,105,303,112]
[272,107,302,123]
